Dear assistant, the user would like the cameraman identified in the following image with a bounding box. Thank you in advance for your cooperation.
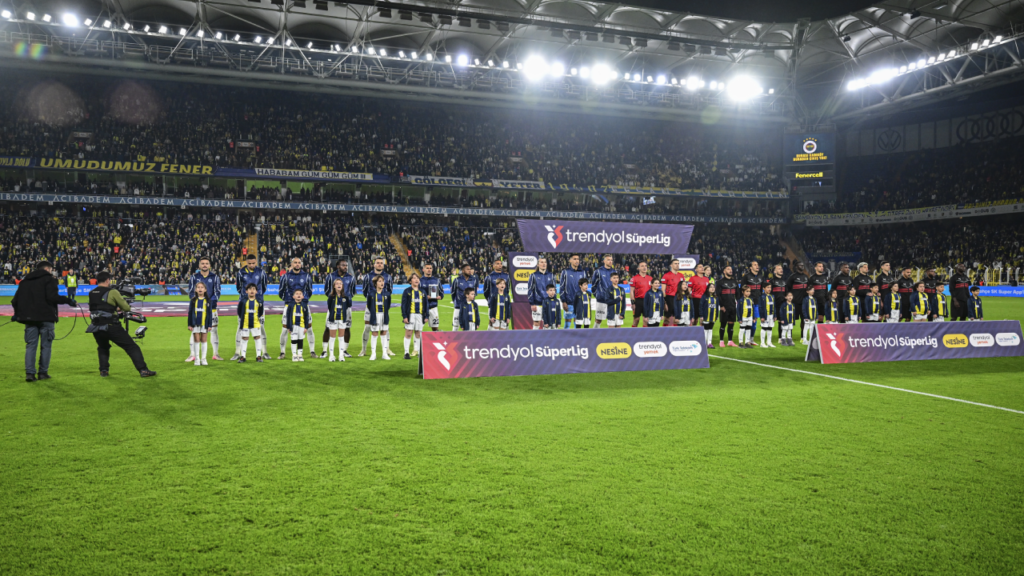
[12,261,78,382]
[87,272,156,378]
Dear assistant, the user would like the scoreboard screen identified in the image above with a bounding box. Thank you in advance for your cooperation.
[784,133,835,165]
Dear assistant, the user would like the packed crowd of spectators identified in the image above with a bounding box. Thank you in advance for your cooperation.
[805,138,1024,213]
[796,217,1024,272]
[0,73,784,192]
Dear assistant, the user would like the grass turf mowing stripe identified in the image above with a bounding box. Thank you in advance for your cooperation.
[709,354,1024,416]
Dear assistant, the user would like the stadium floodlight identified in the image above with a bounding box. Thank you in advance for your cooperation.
[982,39,990,47]
[994,35,1003,43]
[768,88,774,94]
[947,49,956,58]
[487,59,493,67]
[266,37,274,44]
[570,67,578,76]
[62,13,79,26]
[656,75,666,85]
[670,77,677,85]
[550,62,565,77]
[646,75,653,82]
[523,55,548,81]
[709,80,718,89]
[899,65,908,72]
[971,42,979,50]
[159,26,168,33]
[686,76,700,91]
[591,64,614,85]
[215,32,222,39]
[351,46,358,53]
[474,58,480,65]
[425,53,433,61]
[456,54,468,66]
[103,19,112,28]
[412,52,418,59]
[444,54,452,63]
[42,13,51,22]
[1,10,11,19]
[502,60,509,68]
[85,18,92,25]
[197,29,204,37]
[284,38,291,46]
[143,25,150,32]
[26,12,36,20]
[927,56,935,64]
[846,79,861,91]
[726,75,762,100]
[579,66,590,79]
[180,28,188,36]
[234,34,241,41]
[632,73,641,81]
[123,22,131,30]
[379,48,387,56]
[917,58,926,68]
[255,35,263,43]
[399,50,406,58]
[367,46,376,55]
[866,67,898,85]
[307,42,313,49]
[908,62,917,70]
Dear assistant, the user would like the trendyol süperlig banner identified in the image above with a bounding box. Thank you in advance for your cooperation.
[517,219,693,255]
[805,321,1024,364]
[420,326,709,379]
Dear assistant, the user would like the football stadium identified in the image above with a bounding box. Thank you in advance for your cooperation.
[2,0,1024,572]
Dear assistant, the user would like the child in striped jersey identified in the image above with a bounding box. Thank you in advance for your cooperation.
[236,284,265,363]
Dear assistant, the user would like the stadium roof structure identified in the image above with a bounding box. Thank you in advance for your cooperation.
[1,0,1022,125]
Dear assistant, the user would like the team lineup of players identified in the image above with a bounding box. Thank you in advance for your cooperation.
[182,253,988,363]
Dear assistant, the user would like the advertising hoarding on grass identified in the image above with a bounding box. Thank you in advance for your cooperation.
[420,326,709,379]
[805,321,1024,364]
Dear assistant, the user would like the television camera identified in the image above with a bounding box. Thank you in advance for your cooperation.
[117,277,150,339]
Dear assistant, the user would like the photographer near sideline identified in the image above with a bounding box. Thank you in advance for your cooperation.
[86,271,156,378]
[11,261,79,382]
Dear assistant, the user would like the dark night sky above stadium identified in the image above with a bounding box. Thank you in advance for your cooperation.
[611,0,880,22]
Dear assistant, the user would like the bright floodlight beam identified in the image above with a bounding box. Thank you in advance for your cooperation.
[726,76,762,101]
[591,64,613,85]
[1,10,11,19]
[549,62,565,77]
[62,13,78,26]
[523,56,548,81]
[456,54,468,66]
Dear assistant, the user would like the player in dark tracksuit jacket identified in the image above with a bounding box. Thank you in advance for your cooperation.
[949,264,972,321]
[787,263,810,334]
[897,270,916,321]
[766,265,789,339]
[830,264,853,320]
[527,259,555,329]
[717,266,740,345]
[808,263,830,321]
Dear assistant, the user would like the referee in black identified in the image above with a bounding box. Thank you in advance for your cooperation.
[86,272,156,378]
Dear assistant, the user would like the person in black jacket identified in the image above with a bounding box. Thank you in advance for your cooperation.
[12,261,78,382]
[949,263,971,321]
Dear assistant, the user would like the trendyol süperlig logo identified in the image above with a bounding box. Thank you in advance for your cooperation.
[825,331,844,358]
[432,341,460,372]
[512,255,538,268]
[545,225,564,249]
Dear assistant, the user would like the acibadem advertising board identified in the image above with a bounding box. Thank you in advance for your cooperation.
[421,326,709,379]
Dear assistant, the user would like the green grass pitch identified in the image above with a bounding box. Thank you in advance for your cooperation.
[1,296,1023,575]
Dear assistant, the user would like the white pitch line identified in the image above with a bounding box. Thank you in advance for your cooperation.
[708,354,1024,416]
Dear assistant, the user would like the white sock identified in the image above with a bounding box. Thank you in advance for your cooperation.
[383,333,390,353]
[404,336,411,354]
[412,334,419,354]
[362,325,371,348]
[291,341,298,356]
[370,334,378,355]
[340,339,348,354]
[188,334,195,356]
[201,341,208,360]
[307,329,315,354]
[280,329,289,354]
[241,339,248,359]
[256,338,263,358]
[235,329,243,355]
[190,340,198,359]
[761,328,767,346]
[209,328,219,357]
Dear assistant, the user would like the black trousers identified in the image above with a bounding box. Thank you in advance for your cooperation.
[951,299,968,321]
[93,324,149,372]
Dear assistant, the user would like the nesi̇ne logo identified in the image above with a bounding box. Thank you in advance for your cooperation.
[597,342,632,359]
[943,334,968,348]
